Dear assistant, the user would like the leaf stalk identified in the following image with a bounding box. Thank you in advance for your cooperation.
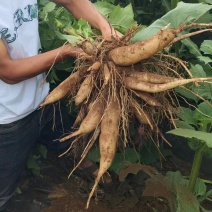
[188,142,207,192]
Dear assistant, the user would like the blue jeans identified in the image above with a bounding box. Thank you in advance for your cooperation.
[0,103,74,210]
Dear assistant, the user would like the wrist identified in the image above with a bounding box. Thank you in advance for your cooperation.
[60,45,71,59]
[62,44,85,58]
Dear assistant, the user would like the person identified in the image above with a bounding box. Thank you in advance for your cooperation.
[0,0,121,210]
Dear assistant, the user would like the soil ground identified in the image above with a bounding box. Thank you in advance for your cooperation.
[4,145,212,212]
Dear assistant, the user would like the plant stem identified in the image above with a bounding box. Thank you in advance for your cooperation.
[188,142,207,192]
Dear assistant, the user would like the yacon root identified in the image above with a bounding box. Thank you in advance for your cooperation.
[40,22,212,209]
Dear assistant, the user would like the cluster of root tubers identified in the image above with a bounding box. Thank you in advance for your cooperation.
[40,23,212,208]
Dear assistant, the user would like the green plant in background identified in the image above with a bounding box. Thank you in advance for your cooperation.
[167,101,212,191]
[27,144,48,176]
[97,0,212,25]
[166,22,212,195]
[87,141,170,174]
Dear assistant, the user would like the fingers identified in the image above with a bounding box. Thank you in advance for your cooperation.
[102,29,123,41]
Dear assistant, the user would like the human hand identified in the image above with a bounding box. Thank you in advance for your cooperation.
[101,26,123,41]
[63,44,91,59]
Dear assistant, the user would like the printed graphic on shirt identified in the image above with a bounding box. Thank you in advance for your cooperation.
[0,4,38,43]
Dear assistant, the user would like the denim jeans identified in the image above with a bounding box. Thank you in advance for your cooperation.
[0,103,74,210]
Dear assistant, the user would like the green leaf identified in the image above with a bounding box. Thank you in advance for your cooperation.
[109,148,139,174]
[194,178,207,197]
[27,154,41,176]
[140,141,170,165]
[196,102,212,117]
[39,2,56,21]
[165,172,208,211]
[174,120,195,130]
[203,64,212,77]
[38,0,51,7]
[48,68,60,84]
[181,38,202,57]
[87,146,100,163]
[175,107,197,126]
[175,87,199,102]
[39,27,57,50]
[199,189,212,204]
[201,207,212,212]
[193,102,212,131]
[149,170,201,212]
[55,29,81,45]
[176,184,200,212]
[204,0,212,4]
[198,56,212,65]
[166,171,188,187]
[175,65,212,101]
[15,187,22,194]
[132,2,212,42]
[161,0,171,12]
[188,138,202,151]
[167,128,212,148]
[191,83,212,101]
[94,1,115,17]
[108,4,137,33]
[87,147,139,174]
[38,144,48,159]
[200,40,212,55]
[190,64,206,77]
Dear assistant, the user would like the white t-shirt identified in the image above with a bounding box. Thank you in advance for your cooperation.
[0,0,49,124]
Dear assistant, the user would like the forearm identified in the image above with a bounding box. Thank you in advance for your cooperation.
[0,45,78,84]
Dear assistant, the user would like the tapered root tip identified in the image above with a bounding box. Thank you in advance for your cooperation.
[59,131,78,142]
[86,176,101,209]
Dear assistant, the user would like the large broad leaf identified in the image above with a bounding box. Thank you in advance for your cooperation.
[176,184,200,212]
[94,1,115,17]
[108,4,137,33]
[120,165,202,212]
[132,2,212,42]
[167,128,212,148]
[95,2,137,33]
